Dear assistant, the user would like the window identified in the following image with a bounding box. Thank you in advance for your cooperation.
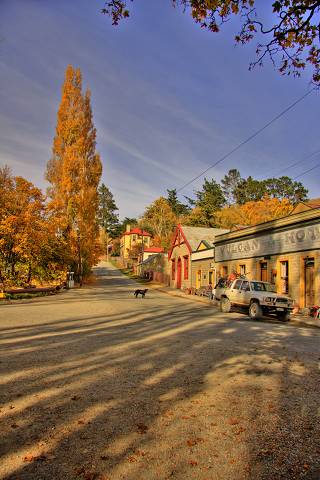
[171,259,176,280]
[208,271,213,285]
[241,280,250,291]
[132,235,137,242]
[233,280,242,290]
[222,266,228,277]
[239,265,246,276]
[184,256,189,280]
[280,261,289,294]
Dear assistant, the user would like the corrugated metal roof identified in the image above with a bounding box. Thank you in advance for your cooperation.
[180,226,229,251]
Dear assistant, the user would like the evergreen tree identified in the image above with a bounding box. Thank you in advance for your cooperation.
[97,184,119,238]
[221,169,242,205]
[233,176,267,205]
[46,65,102,280]
[265,176,308,204]
[192,178,226,226]
[166,188,190,216]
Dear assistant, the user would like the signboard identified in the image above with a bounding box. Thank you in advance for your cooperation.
[215,223,320,262]
[191,248,214,261]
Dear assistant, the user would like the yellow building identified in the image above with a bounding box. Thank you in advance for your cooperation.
[214,209,320,308]
[120,225,151,267]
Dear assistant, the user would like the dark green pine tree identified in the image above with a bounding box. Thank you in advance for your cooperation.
[166,188,190,216]
[265,176,308,204]
[194,178,226,225]
[97,184,119,238]
[221,169,243,205]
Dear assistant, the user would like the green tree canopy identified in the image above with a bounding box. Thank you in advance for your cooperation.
[221,169,242,205]
[264,176,308,204]
[97,183,120,238]
[166,188,190,216]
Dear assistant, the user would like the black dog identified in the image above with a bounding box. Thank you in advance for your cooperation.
[134,289,148,298]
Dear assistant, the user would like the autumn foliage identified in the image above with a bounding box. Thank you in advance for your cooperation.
[46,65,102,279]
[215,195,294,229]
[0,66,103,288]
[0,167,68,287]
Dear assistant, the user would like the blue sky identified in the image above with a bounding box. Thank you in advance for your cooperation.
[1,0,319,218]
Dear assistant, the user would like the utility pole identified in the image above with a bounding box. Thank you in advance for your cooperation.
[106,229,109,262]
[76,227,83,287]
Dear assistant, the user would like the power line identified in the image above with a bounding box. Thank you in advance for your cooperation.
[272,147,320,177]
[293,161,320,180]
[176,87,316,193]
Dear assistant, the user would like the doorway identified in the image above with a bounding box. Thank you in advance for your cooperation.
[305,258,315,307]
[260,262,268,282]
[196,270,201,289]
[177,257,182,289]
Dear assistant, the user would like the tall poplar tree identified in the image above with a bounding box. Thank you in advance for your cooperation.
[46,65,102,280]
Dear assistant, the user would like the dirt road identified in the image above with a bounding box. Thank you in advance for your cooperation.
[1,262,319,479]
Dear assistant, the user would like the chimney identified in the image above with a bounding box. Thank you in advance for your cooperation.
[126,224,131,233]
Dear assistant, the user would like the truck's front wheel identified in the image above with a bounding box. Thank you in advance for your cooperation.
[220,297,231,313]
[249,301,262,319]
[276,310,290,322]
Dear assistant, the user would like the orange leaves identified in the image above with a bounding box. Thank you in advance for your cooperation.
[216,195,293,229]
[46,65,102,274]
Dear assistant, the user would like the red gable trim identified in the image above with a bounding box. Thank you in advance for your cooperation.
[168,225,192,260]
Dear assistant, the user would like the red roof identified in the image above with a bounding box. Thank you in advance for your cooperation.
[122,228,152,237]
[144,247,164,253]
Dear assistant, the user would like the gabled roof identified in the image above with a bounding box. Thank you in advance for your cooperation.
[144,247,164,253]
[195,240,212,251]
[168,225,229,259]
[290,198,320,215]
[180,226,229,251]
[121,228,152,237]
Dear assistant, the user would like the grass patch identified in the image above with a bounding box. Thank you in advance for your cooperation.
[118,268,151,284]
[4,291,58,300]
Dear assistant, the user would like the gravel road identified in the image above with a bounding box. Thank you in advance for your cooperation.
[0,261,319,480]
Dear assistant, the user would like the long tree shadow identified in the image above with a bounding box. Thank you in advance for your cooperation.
[1,264,319,480]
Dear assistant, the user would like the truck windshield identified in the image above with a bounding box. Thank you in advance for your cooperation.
[250,281,275,292]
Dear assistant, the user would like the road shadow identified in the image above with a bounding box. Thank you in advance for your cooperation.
[1,263,319,479]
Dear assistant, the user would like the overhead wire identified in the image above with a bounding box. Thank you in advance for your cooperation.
[176,87,316,193]
[272,147,320,177]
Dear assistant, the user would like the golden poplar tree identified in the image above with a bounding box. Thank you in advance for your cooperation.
[46,65,102,280]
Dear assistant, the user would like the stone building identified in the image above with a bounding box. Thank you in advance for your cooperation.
[168,225,229,290]
[214,208,320,308]
[139,253,169,284]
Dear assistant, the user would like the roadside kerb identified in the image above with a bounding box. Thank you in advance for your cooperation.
[147,282,320,328]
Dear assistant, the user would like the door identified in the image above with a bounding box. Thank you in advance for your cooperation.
[305,258,315,307]
[229,279,243,305]
[260,262,268,282]
[240,280,251,305]
[196,270,201,289]
[177,257,182,289]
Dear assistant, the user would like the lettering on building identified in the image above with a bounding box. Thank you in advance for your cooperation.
[215,224,320,262]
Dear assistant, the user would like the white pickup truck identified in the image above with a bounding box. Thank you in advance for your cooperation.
[217,278,293,321]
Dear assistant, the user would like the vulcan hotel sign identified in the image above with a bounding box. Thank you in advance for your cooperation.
[215,224,320,262]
